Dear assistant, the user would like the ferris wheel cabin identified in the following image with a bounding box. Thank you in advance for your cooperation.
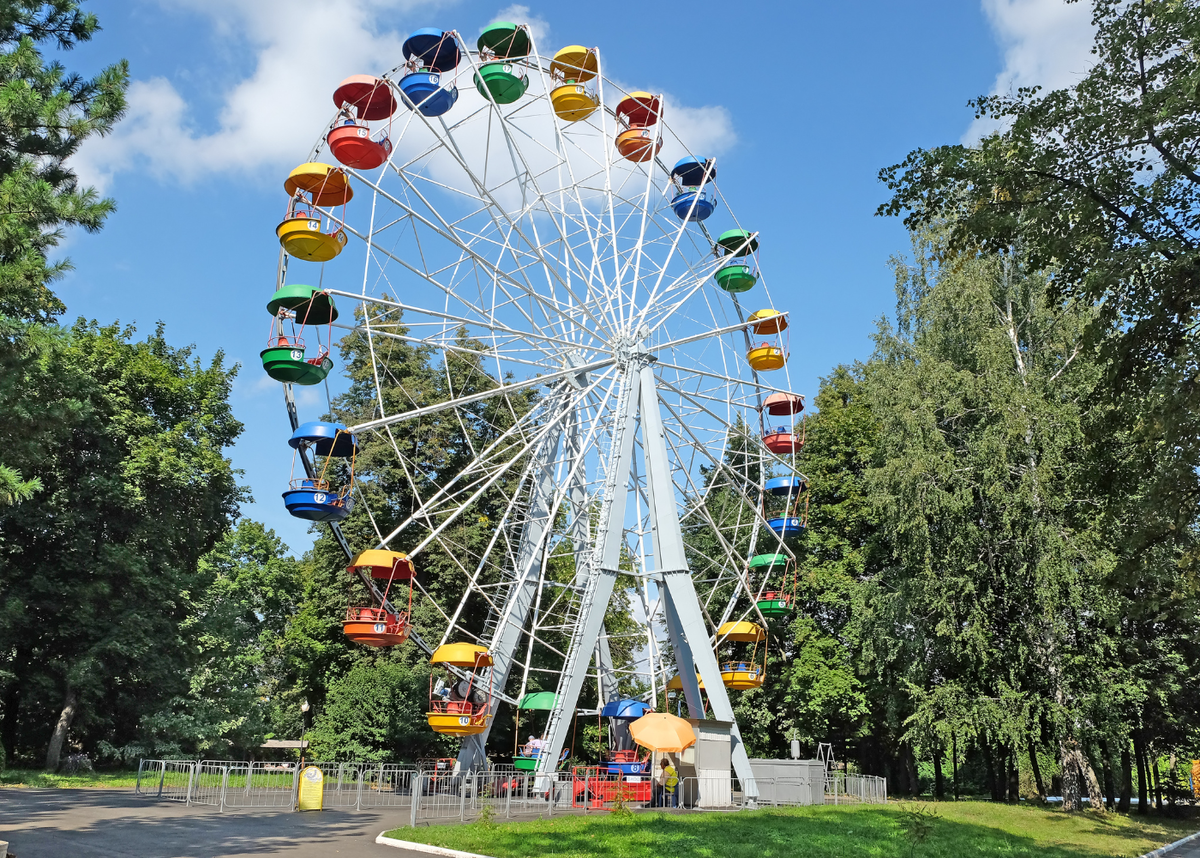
[277,163,351,262]
[714,228,760,293]
[764,474,808,537]
[343,550,414,647]
[428,643,493,736]
[749,553,797,617]
[670,156,718,221]
[399,29,461,117]
[550,45,600,122]
[261,285,338,385]
[328,75,397,169]
[475,23,531,104]
[282,421,358,522]
[716,621,767,689]
[614,91,662,163]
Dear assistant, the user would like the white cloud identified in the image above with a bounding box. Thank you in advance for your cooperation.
[964,0,1096,142]
[491,4,550,45]
[75,1,736,193]
[76,0,424,190]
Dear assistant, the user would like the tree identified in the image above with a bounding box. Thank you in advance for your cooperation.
[305,660,444,762]
[0,321,242,769]
[878,0,1200,572]
[862,234,1111,809]
[139,520,303,759]
[0,1,127,508]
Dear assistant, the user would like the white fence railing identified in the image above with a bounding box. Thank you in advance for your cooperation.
[135,760,887,817]
[826,771,888,804]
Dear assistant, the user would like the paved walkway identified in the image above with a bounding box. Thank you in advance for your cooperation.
[0,789,433,858]
[1164,837,1200,858]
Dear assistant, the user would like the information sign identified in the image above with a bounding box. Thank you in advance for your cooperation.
[297,765,324,811]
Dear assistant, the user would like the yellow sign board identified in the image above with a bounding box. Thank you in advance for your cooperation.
[297,765,324,811]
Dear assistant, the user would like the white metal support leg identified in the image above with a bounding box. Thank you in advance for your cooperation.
[637,363,760,801]
[456,411,566,773]
[534,366,640,786]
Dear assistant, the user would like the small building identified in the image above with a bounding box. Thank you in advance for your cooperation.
[748,758,825,805]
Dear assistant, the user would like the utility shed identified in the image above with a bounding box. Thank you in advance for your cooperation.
[676,719,733,808]
[749,759,825,805]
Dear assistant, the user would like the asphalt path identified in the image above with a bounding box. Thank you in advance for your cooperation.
[0,788,438,858]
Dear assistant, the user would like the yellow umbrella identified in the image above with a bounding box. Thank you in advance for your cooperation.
[629,712,697,753]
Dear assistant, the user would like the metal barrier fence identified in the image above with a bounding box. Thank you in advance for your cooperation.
[135,760,886,816]
[134,759,196,802]
[405,769,574,826]
[826,772,888,804]
[676,774,886,809]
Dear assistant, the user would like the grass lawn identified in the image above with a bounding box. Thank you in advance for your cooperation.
[0,769,140,788]
[386,801,1199,858]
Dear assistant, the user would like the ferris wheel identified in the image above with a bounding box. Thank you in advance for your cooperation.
[260,22,810,792]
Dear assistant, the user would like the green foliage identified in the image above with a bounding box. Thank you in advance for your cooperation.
[0,0,128,323]
[875,0,1200,800]
[877,0,1200,609]
[0,463,39,507]
[138,520,302,758]
[304,660,443,762]
[476,800,497,828]
[897,803,940,857]
[0,321,242,764]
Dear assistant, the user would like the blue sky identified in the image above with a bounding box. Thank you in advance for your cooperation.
[56,0,1096,555]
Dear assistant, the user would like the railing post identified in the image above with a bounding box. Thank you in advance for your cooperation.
[290,763,301,812]
[505,775,512,819]
[410,773,421,827]
[135,759,146,795]
[186,762,197,806]
[219,766,230,813]
[459,773,468,822]
[157,761,167,798]
[355,767,364,811]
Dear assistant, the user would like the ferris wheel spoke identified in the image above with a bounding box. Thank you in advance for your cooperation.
[334,321,557,371]
[374,367,615,553]
[348,170,606,345]
[348,348,615,434]
[423,112,621,339]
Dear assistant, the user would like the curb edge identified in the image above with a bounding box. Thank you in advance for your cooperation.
[1140,829,1200,858]
[376,832,496,858]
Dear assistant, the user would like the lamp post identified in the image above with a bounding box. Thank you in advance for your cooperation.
[300,700,310,765]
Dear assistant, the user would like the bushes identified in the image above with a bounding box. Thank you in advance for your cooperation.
[305,660,449,762]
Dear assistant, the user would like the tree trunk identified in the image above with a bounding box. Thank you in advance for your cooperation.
[952,731,960,800]
[903,744,919,796]
[1076,745,1106,812]
[1028,741,1047,800]
[1007,749,1019,802]
[933,752,944,800]
[1,674,22,762]
[44,685,78,772]
[1151,756,1163,811]
[1118,743,1132,813]
[1134,733,1148,814]
[984,740,999,801]
[1102,741,1115,810]
[1167,753,1177,809]
[1060,739,1081,812]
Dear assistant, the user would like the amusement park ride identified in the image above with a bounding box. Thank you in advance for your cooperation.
[259,23,810,799]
